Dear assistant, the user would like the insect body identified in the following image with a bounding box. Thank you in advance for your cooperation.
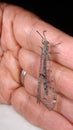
[37,31,57,110]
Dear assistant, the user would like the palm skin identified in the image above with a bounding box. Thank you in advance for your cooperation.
[0,3,73,130]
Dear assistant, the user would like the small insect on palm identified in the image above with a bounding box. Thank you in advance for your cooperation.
[36,30,59,111]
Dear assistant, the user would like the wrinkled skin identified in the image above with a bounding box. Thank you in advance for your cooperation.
[0,3,73,130]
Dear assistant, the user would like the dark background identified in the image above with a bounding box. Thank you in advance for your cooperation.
[0,0,73,36]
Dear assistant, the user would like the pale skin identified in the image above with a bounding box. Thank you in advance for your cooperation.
[0,3,73,130]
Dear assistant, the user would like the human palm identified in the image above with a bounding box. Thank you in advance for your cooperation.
[0,3,73,130]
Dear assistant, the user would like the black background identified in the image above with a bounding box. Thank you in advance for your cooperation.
[0,0,73,36]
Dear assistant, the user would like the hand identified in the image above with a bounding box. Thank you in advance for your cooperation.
[0,3,73,130]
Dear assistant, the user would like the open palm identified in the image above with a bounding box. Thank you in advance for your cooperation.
[0,3,73,130]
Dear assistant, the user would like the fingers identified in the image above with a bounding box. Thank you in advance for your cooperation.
[56,95,73,123]
[19,49,73,100]
[0,63,19,103]
[11,87,73,130]
[12,6,73,69]
[19,48,39,78]
[0,4,21,56]
[1,51,21,82]
[19,49,73,123]
[19,66,73,123]
[22,74,38,96]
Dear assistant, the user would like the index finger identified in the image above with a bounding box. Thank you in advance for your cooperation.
[3,4,73,69]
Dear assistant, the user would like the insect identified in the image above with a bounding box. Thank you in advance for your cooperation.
[36,30,57,111]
